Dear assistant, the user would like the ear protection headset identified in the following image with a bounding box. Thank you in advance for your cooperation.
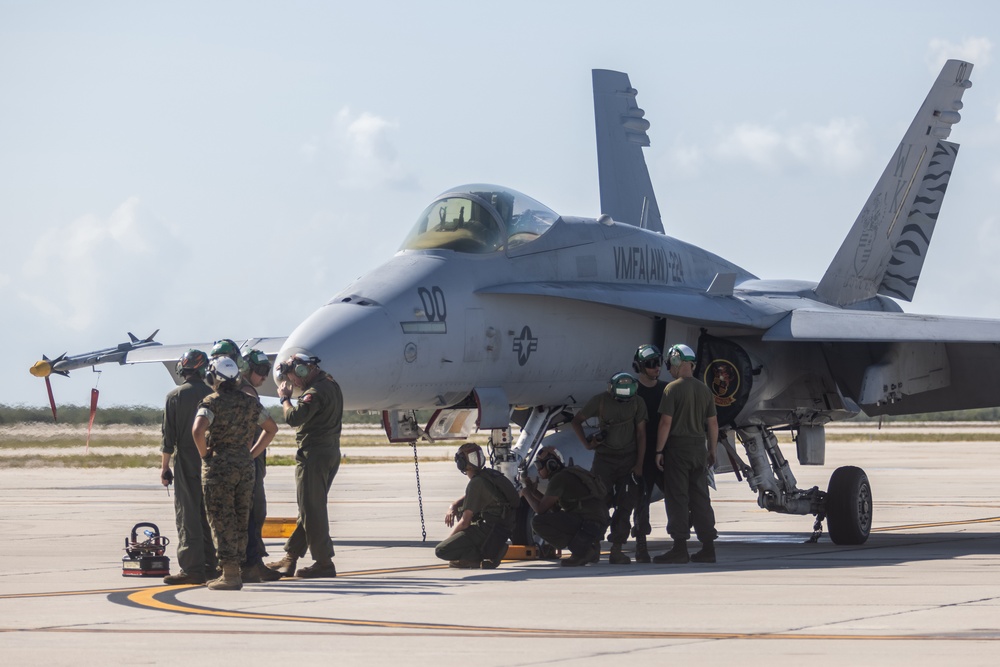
[541,456,562,474]
[535,447,565,474]
[291,354,321,378]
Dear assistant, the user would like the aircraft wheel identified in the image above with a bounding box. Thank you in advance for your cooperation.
[826,466,872,545]
[512,499,536,546]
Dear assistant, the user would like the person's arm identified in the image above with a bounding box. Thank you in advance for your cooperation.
[192,415,210,459]
[250,416,278,459]
[444,496,466,527]
[448,509,474,536]
[571,411,594,450]
[706,416,719,467]
[160,452,172,487]
[519,480,558,514]
[656,414,673,471]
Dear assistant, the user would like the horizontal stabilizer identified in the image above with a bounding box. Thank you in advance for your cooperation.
[763,308,1000,343]
[816,60,972,306]
[593,69,663,233]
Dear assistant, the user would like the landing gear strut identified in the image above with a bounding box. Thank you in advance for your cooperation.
[732,425,872,545]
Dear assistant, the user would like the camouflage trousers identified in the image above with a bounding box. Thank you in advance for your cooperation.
[202,453,255,565]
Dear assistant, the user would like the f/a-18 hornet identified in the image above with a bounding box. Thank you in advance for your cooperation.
[34,60,988,546]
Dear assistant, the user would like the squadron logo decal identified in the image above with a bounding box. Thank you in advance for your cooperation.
[512,326,538,366]
[704,359,740,408]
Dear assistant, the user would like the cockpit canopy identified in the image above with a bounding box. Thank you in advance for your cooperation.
[401,184,559,254]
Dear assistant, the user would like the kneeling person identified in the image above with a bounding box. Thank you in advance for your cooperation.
[436,443,518,569]
[520,447,610,567]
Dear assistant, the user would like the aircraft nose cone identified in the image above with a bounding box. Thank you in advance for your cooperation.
[278,302,401,410]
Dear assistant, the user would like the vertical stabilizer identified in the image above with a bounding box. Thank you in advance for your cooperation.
[815,60,972,306]
[593,70,664,233]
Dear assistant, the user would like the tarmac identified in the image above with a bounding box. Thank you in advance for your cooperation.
[2,439,999,666]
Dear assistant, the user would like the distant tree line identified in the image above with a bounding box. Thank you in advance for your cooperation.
[3,403,1000,426]
[0,404,385,426]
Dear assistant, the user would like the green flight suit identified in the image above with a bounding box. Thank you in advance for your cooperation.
[576,392,647,543]
[531,466,610,551]
[283,374,343,562]
[435,469,517,563]
[161,377,215,577]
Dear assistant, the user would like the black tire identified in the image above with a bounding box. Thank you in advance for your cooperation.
[826,466,873,545]
[512,498,535,546]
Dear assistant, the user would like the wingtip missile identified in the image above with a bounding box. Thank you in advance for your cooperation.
[30,358,52,378]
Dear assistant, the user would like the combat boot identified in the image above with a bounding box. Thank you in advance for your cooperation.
[265,553,298,578]
[652,540,690,564]
[296,559,337,578]
[481,543,509,570]
[207,562,242,591]
[691,540,716,563]
[163,570,206,585]
[609,543,631,564]
[634,534,651,563]
[561,543,599,567]
[242,561,283,583]
[448,559,482,569]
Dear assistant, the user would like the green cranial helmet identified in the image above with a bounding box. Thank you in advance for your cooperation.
[211,339,240,359]
[243,349,271,377]
[666,343,697,367]
[633,344,662,372]
[609,372,638,401]
[211,339,248,374]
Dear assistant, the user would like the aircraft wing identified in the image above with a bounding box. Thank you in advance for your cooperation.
[126,337,287,365]
[477,282,786,328]
[762,309,1000,342]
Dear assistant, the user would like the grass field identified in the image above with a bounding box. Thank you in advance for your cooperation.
[2,421,998,468]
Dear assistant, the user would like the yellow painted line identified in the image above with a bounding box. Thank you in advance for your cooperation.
[872,516,1000,532]
[124,587,1000,640]
[0,586,151,600]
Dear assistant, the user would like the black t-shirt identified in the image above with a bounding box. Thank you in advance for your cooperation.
[637,379,668,471]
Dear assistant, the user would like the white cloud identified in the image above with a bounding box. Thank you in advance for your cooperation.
[710,117,865,171]
[301,107,416,190]
[927,37,993,72]
[18,198,182,331]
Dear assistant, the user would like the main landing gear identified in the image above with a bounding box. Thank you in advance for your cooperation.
[728,425,872,545]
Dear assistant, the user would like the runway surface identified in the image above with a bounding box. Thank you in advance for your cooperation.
[2,439,999,665]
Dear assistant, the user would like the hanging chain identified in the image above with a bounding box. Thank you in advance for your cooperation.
[806,513,825,543]
[411,441,427,542]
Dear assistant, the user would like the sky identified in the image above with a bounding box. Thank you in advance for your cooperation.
[2,1,999,409]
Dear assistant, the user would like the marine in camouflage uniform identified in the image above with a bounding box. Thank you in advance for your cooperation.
[198,389,269,572]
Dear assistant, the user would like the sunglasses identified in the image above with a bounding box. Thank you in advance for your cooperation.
[642,359,662,368]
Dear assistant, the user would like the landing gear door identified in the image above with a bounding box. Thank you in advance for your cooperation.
[382,410,423,443]
[425,408,479,440]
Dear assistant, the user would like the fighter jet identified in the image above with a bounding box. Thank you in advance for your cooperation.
[34,61,989,546]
